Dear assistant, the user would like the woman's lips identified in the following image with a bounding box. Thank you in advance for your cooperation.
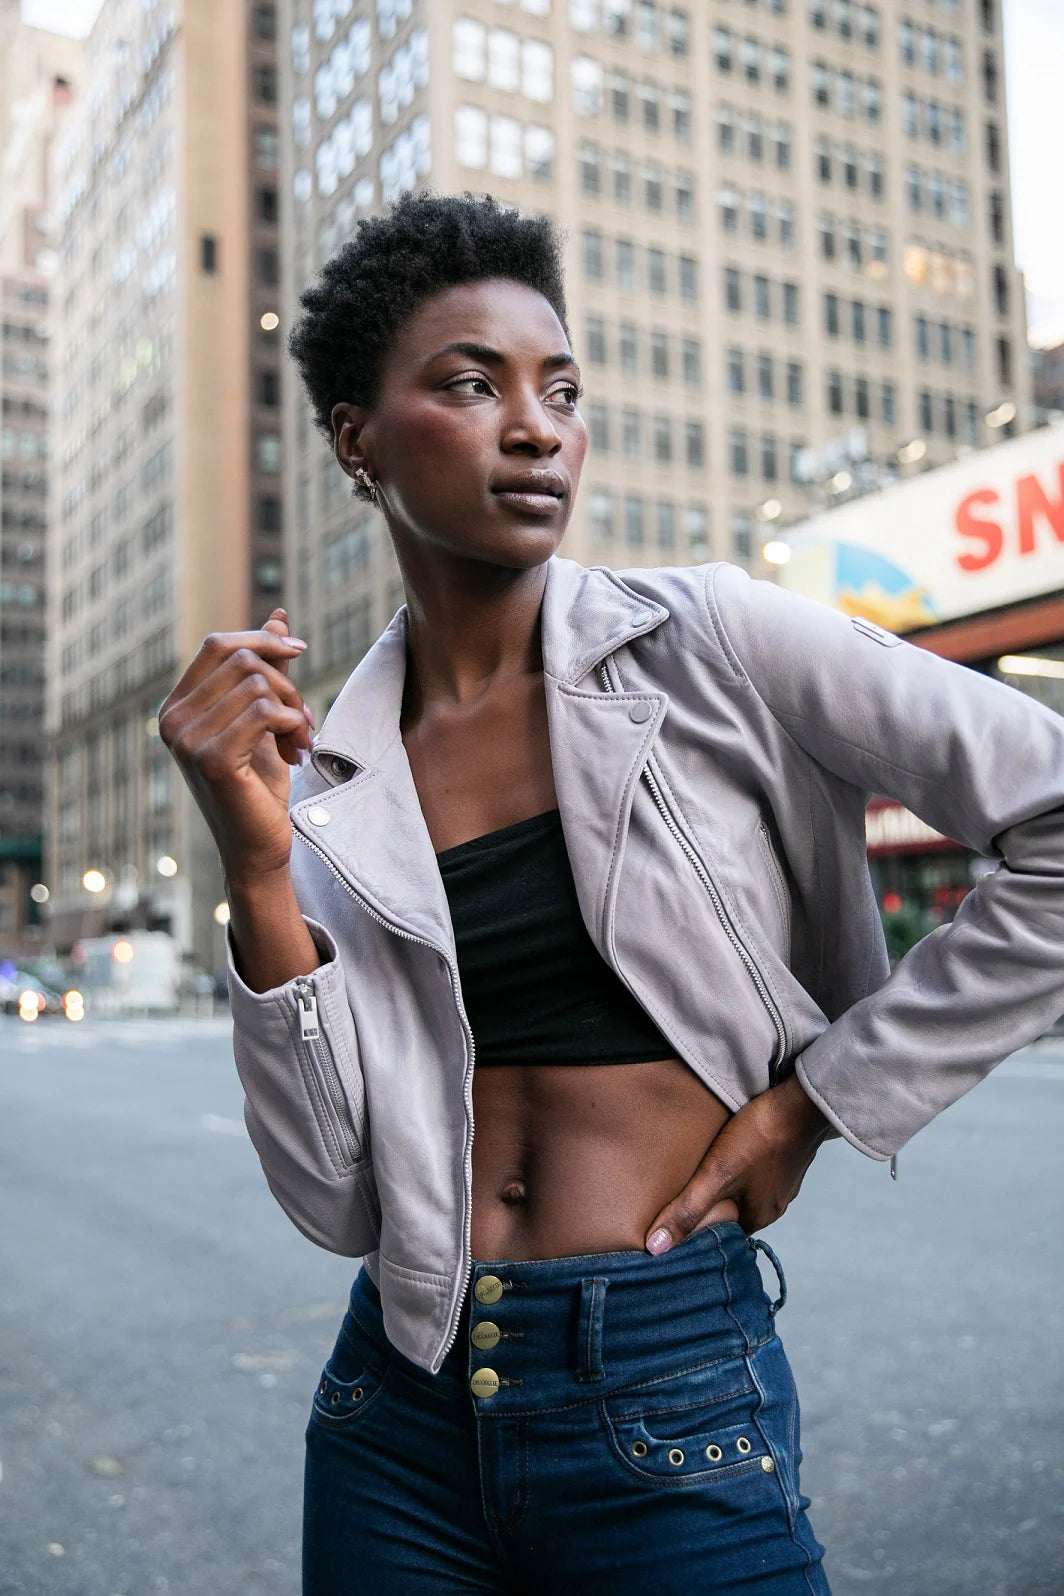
[492,489,563,514]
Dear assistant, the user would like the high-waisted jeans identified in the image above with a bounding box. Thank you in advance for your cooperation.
[303,1223,830,1595]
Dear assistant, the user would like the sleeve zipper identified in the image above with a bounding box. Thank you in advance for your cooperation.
[293,977,363,1169]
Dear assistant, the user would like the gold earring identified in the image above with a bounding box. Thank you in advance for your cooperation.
[353,466,377,496]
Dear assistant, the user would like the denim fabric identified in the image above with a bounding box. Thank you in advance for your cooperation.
[303,1223,830,1595]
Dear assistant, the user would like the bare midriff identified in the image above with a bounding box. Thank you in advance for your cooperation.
[470,1057,738,1260]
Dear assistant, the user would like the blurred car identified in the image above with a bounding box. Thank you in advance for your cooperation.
[0,968,67,1018]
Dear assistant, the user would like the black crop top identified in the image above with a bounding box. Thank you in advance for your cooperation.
[435,809,674,1067]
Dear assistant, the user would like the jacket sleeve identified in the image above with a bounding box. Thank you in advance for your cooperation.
[707,560,1064,1160]
[226,917,380,1255]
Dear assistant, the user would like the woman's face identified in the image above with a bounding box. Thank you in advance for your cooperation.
[332,277,587,572]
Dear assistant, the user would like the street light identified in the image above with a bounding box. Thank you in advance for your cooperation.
[213,901,231,926]
[829,470,853,494]
[155,855,178,878]
[260,311,280,331]
[761,539,792,566]
[756,498,782,522]
[985,400,1016,429]
[897,438,927,465]
[30,883,49,904]
[82,869,107,894]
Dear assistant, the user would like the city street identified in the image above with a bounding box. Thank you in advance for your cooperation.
[0,1016,1062,1596]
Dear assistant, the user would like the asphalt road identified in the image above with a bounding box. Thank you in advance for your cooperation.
[1,1015,1062,1596]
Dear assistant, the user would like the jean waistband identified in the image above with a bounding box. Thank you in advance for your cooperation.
[352,1224,782,1412]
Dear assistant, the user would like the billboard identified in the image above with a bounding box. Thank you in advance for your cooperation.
[778,423,1064,630]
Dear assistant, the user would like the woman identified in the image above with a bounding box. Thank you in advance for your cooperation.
[161,194,1064,1594]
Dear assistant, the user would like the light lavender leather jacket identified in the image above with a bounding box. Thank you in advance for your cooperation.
[227,556,1064,1373]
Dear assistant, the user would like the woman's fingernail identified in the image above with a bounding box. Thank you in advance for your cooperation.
[646,1229,673,1256]
[281,636,308,651]
[303,703,315,727]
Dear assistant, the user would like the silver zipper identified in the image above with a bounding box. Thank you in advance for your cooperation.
[293,977,361,1167]
[294,828,476,1363]
[598,662,789,1080]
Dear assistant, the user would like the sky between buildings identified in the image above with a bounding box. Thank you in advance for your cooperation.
[18,0,1064,346]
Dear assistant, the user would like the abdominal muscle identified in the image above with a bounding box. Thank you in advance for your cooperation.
[470,1057,740,1261]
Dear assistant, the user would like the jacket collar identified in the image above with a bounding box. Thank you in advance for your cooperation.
[311,555,669,779]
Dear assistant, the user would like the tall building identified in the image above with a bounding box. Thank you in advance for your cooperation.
[45,0,284,972]
[0,2,80,950]
[277,0,1029,715]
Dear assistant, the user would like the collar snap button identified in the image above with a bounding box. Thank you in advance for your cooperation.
[630,610,652,626]
[306,806,331,826]
[628,702,653,724]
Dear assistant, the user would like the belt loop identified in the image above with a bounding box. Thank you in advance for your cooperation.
[575,1277,608,1382]
[750,1237,787,1316]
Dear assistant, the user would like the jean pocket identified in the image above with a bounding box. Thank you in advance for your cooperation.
[599,1354,778,1489]
[309,1314,391,1430]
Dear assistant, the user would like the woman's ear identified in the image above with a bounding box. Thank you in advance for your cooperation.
[331,402,371,479]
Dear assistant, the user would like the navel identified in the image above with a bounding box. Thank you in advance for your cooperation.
[498,1179,528,1206]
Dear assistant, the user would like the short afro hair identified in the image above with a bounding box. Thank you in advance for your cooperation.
[287,190,570,498]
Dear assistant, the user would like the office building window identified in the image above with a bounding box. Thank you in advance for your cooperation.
[919,388,933,432]
[650,330,669,377]
[824,292,840,336]
[200,235,218,273]
[588,403,610,451]
[656,499,676,548]
[616,238,637,290]
[647,247,666,293]
[685,503,709,553]
[622,408,642,457]
[729,428,749,475]
[725,267,742,312]
[682,337,701,385]
[783,282,799,324]
[589,487,613,540]
[586,316,607,365]
[827,370,843,413]
[653,415,672,462]
[579,142,601,194]
[583,229,604,278]
[757,352,774,400]
[855,375,870,418]
[761,434,777,480]
[727,347,745,394]
[754,275,770,318]
[620,322,638,373]
[678,255,698,300]
[612,152,632,203]
[685,420,705,468]
[881,381,896,426]
[786,361,803,406]
[624,493,645,546]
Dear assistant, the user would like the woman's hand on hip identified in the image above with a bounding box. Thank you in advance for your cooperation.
[644,1072,831,1252]
[158,608,313,887]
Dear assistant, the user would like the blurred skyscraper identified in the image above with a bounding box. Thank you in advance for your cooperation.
[277,0,1029,718]
[45,0,283,971]
[0,0,80,949]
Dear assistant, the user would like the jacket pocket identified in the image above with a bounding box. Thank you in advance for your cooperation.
[756,819,792,959]
[599,1353,778,1489]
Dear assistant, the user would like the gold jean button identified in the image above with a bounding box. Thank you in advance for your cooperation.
[474,1275,504,1305]
[471,1321,501,1351]
[469,1368,500,1399]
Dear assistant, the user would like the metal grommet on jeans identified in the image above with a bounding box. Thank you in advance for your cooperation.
[303,1224,830,1594]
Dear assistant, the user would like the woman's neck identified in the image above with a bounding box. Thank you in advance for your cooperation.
[398,552,548,713]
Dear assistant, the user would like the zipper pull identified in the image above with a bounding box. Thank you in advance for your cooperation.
[296,981,320,1041]
[890,1153,898,1181]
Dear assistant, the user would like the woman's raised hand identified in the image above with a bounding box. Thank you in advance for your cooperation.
[159,608,313,889]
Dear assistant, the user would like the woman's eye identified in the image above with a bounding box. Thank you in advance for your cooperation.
[549,384,583,409]
[447,375,494,395]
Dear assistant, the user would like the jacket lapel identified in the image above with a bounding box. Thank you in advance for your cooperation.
[290,557,670,953]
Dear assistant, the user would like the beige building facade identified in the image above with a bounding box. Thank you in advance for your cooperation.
[45,0,284,972]
[0,1,80,951]
[277,0,1029,718]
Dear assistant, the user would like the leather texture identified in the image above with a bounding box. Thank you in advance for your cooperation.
[227,555,1064,1373]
